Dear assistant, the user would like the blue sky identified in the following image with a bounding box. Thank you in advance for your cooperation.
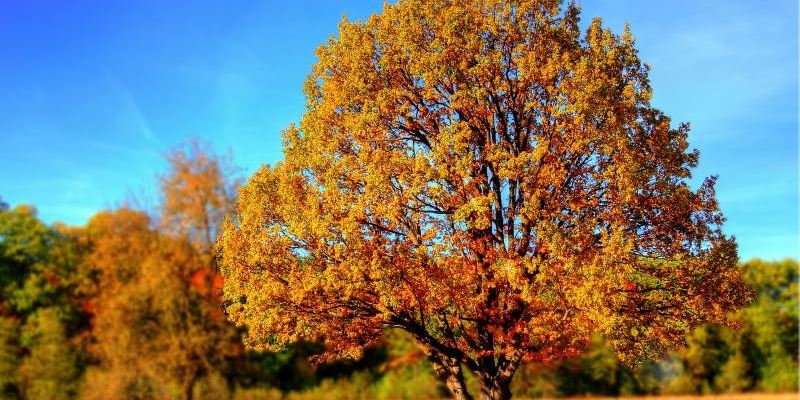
[0,1,796,261]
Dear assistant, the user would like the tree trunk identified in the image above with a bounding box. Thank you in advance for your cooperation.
[442,367,473,400]
[181,370,197,400]
[421,345,520,400]
[427,352,473,400]
[478,377,512,400]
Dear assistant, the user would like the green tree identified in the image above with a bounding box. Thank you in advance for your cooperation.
[0,205,53,313]
[0,205,87,399]
[663,258,798,394]
[741,259,798,392]
[0,316,20,399]
[663,325,727,394]
[17,308,79,400]
[714,330,752,393]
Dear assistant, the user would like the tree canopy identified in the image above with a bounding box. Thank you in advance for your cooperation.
[83,142,240,400]
[219,1,750,399]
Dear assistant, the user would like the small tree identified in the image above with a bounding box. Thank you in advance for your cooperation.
[219,1,750,399]
[85,142,241,400]
[18,308,79,400]
[161,139,239,259]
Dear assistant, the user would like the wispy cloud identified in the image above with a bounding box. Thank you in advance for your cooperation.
[103,69,156,141]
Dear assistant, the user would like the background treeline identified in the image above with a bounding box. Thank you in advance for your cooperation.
[0,142,796,400]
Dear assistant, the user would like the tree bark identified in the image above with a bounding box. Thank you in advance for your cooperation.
[478,376,512,400]
[477,350,522,400]
[419,341,522,400]
[427,352,473,400]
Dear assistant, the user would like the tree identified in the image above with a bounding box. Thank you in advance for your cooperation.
[663,258,798,394]
[0,205,53,313]
[159,140,242,399]
[714,330,752,393]
[81,208,165,399]
[662,325,728,394]
[0,316,20,398]
[17,308,79,400]
[219,1,751,399]
[84,142,242,400]
[84,207,240,400]
[0,205,88,399]
[735,259,797,392]
[161,139,239,259]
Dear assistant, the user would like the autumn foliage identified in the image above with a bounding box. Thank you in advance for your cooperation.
[219,1,751,399]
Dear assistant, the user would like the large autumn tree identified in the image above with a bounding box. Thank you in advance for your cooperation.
[219,1,750,399]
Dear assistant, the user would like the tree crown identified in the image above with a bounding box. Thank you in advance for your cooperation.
[219,0,750,393]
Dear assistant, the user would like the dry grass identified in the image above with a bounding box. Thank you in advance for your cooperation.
[526,393,799,400]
